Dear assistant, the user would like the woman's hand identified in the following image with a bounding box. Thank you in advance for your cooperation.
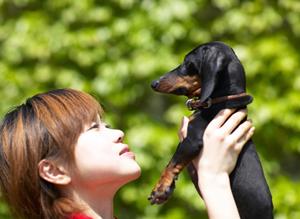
[194,109,254,182]
[178,109,254,181]
[178,109,255,219]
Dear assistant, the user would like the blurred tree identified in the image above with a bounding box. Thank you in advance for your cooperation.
[0,0,300,218]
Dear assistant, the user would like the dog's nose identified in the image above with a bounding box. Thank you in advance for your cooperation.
[151,80,159,89]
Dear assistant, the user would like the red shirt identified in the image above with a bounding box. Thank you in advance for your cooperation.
[69,213,93,219]
[69,213,117,219]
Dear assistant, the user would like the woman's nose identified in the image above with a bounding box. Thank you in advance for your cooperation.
[115,130,124,143]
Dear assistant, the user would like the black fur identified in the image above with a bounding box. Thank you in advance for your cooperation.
[150,42,273,219]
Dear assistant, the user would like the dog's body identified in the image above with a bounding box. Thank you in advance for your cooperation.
[149,42,273,219]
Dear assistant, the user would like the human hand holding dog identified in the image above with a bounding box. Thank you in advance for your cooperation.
[179,109,254,219]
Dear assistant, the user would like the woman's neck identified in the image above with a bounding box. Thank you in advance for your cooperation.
[71,185,117,219]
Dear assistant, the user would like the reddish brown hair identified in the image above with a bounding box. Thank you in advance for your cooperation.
[0,88,103,219]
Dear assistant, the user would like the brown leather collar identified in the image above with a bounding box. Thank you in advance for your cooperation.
[186,93,251,111]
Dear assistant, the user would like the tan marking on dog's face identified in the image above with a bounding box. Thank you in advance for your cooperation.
[153,73,201,97]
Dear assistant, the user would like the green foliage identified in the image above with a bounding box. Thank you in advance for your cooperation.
[0,0,300,218]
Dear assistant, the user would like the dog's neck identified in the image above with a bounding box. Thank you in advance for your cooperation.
[186,93,253,111]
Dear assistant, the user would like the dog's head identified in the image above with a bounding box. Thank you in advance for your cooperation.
[151,42,246,103]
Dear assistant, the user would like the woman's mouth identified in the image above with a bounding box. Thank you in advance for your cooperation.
[119,146,136,159]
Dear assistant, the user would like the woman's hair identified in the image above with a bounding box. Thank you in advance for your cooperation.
[0,88,103,219]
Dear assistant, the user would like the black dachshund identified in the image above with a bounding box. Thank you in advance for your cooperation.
[149,42,273,219]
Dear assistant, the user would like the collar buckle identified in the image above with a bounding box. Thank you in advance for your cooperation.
[186,98,196,111]
[203,98,212,108]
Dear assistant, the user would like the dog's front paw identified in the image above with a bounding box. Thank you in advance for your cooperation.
[148,179,176,204]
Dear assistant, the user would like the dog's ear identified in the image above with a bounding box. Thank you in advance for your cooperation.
[200,50,227,102]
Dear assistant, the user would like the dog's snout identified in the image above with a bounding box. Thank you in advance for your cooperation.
[151,80,160,89]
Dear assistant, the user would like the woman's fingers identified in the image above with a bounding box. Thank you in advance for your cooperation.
[234,126,255,151]
[206,109,236,132]
[178,116,189,142]
[229,120,253,141]
[219,109,247,135]
[224,119,254,151]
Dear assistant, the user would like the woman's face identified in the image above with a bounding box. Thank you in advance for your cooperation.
[71,117,141,188]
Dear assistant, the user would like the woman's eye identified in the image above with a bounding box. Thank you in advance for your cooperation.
[88,123,100,131]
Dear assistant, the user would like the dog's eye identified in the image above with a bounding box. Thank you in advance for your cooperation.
[186,63,197,74]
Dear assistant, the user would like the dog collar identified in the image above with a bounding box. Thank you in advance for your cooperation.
[186,93,251,111]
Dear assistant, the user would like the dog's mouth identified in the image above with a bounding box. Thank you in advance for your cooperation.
[172,87,201,98]
[151,75,201,98]
[152,83,201,98]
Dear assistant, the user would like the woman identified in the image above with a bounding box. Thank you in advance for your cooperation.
[0,88,254,219]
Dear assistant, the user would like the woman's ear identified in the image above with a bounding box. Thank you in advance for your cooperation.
[38,159,71,185]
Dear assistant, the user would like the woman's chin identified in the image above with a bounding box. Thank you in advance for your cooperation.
[120,165,142,184]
